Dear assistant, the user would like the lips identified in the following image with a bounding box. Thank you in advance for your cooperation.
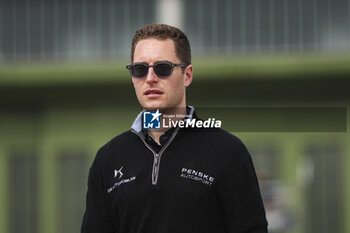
[144,89,164,96]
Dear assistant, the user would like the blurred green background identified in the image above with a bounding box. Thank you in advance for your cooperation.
[1,0,350,233]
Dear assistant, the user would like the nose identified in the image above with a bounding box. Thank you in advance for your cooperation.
[145,67,159,84]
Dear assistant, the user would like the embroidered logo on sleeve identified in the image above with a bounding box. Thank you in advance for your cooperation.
[180,168,215,186]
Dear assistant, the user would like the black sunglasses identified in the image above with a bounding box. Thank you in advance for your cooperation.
[126,61,188,79]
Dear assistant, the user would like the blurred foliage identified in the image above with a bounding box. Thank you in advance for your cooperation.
[1,55,350,86]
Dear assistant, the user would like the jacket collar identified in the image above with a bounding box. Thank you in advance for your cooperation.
[131,105,195,134]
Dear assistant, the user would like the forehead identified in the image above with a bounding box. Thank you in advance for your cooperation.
[133,38,178,63]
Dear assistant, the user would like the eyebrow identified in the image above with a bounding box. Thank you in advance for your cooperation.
[132,60,173,65]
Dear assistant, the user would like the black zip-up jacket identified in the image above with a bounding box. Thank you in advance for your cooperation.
[81,108,268,233]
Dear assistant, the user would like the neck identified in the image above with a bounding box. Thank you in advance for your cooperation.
[147,106,187,145]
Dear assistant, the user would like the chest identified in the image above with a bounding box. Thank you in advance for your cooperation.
[104,146,221,206]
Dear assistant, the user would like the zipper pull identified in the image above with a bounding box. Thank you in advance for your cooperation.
[155,153,159,166]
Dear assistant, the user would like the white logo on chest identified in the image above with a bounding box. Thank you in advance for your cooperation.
[114,166,124,179]
[107,166,136,193]
[180,168,215,186]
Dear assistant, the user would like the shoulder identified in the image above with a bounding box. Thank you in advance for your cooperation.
[212,128,249,159]
[199,129,256,179]
[104,130,138,151]
[188,127,245,149]
[185,127,251,165]
[92,130,138,166]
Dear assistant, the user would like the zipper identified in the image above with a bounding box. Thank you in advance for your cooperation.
[132,127,180,185]
[153,154,160,184]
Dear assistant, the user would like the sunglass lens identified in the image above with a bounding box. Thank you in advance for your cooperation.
[155,63,172,78]
[132,64,148,78]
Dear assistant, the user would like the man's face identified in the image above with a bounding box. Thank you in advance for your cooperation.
[132,38,193,111]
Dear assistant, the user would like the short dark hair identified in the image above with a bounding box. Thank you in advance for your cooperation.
[131,24,191,65]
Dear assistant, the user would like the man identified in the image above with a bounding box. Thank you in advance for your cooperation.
[81,24,268,233]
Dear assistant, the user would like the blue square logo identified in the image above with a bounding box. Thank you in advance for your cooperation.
[143,110,162,129]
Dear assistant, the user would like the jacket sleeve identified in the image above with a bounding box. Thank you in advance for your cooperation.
[81,148,117,233]
[218,140,268,233]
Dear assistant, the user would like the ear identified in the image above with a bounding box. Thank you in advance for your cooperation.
[184,65,193,87]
